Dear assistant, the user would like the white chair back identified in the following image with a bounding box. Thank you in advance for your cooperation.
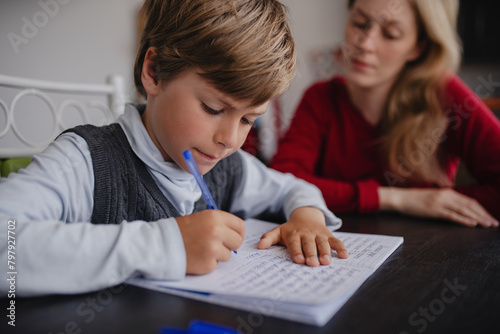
[0,74,126,158]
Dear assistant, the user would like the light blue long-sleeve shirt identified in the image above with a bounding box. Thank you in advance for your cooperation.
[0,104,341,296]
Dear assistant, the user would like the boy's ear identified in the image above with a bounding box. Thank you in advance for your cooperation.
[142,47,160,96]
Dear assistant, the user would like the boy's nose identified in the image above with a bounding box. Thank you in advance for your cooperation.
[215,121,239,149]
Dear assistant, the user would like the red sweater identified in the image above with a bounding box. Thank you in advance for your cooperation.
[271,76,500,218]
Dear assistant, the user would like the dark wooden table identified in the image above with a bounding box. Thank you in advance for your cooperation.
[2,214,499,334]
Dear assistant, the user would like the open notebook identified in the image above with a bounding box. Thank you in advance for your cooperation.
[128,219,403,327]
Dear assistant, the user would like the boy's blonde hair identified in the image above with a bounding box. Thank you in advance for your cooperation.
[134,0,296,106]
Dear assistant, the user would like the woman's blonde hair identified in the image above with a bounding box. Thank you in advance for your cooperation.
[348,0,462,185]
[134,0,296,106]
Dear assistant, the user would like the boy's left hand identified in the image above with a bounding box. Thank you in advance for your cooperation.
[257,207,348,266]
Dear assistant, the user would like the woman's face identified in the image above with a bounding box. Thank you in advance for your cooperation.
[342,0,422,90]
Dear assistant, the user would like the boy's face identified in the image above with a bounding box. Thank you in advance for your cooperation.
[142,70,268,175]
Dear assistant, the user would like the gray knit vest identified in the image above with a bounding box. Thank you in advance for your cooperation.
[63,123,244,224]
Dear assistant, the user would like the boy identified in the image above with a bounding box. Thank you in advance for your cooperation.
[0,0,347,296]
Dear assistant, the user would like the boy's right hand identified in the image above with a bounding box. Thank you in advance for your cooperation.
[176,210,245,275]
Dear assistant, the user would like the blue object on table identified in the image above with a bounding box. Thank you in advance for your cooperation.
[159,320,240,334]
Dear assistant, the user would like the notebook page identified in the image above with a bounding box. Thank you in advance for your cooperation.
[149,219,403,304]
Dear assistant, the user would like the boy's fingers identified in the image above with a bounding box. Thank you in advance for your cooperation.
[257,227,281,249]
[301,237,319,267]
[317,238,332,265]
[286,237,306,264]
[217,245,234,263]
[222,228,245,252]
[222,212,246,237]
[329,236,349,259]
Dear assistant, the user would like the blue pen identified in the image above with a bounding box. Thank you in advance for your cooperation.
[183,150,219,210]
[182,150,237,254]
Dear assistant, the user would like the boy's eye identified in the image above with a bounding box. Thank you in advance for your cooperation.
[202,103,223,115]
[241,117,255,127]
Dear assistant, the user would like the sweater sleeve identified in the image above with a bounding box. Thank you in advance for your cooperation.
[0,134,186,296]
[445,76,500,218]
[271,82,380,213]
[229,150,342,229]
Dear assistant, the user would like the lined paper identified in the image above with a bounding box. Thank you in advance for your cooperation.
[128,219,403,326]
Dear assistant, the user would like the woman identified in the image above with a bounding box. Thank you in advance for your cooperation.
[271,0,500,227]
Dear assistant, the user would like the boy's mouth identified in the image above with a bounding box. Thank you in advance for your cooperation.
[194,148,221,164]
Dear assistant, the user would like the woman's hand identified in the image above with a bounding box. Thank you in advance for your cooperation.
[378,187,499,228]
[257,207,348,266]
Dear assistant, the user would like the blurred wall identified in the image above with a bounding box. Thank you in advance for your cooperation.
[0,0,143,99]
[279,0,348,126]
